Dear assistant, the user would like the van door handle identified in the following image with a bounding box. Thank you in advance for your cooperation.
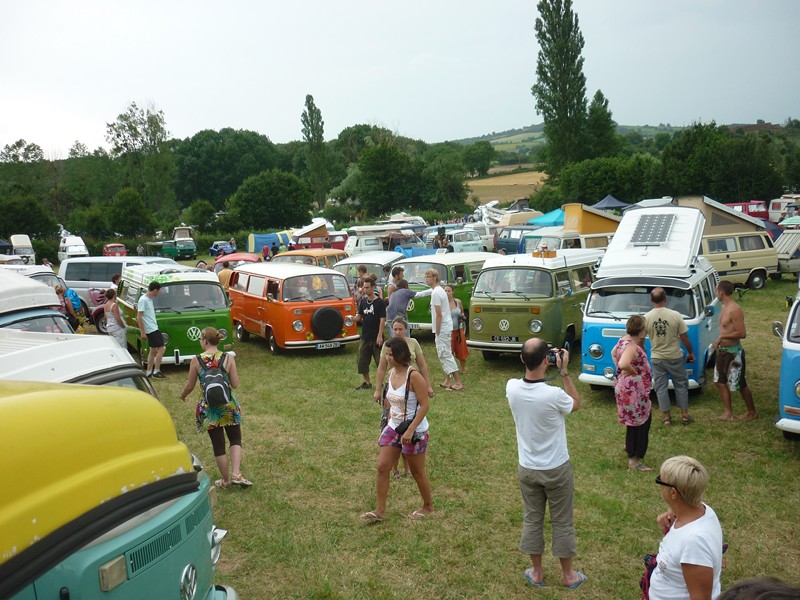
[731,261,737,266]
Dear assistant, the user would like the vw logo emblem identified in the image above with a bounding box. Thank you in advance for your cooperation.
[187,326,202,341]
[407,299,415,311]
[179,563,198,600]
[499,319,510,331]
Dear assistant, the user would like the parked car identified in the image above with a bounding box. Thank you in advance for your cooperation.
[229,263,359,354]
[331,251,405,289]
[462,221,497,251]
[213,252,262,274]
[270,248,348,269]
[444,229,484,253]
[495,225,540,255]
[102,243,128,256]
[57,235,89,262]
[210,240,236,256]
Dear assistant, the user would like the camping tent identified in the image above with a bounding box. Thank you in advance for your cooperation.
[592,194,628,211]
[0,239,12,255]
[528,209,564,227]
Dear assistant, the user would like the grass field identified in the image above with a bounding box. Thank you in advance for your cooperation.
[149,275,800,599]
[468,170,548,204]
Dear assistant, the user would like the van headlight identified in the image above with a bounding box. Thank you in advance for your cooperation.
[210,526,227,565]
[472,318,483,332]
[795,381,800,399]
[218,329,228,341]
[292,320,304,332]
[589,344,603,359]
[528,320,543,333]
[344,315,354,326]
[161,332,171,346]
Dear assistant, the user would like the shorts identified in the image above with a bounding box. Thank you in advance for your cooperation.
[147,330,165,348]
[357,338,380,374]
[714,346,747,391]
[379,426,429,455]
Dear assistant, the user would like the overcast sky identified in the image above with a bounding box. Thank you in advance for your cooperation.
[2,0,797,157]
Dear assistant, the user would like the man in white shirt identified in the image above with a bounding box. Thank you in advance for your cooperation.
[425,268,463,391]
[506,338,586,589]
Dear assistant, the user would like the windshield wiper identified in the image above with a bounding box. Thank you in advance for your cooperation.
[499,289,532,301]
[314,293,340,300]
[474,290,496,300]
[287,296,309,302]
[182,305,217,311]
[587,309,622,321]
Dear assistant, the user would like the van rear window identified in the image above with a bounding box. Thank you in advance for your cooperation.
[739,235,766,251]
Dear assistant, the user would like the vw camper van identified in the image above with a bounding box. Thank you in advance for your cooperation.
[468,249,603,359]
[772,282,800,440]
[228,263,359,354]
[579,206,720,390]
[0,269,73,333]
[331,251,404,289]
[118,264,232,366]
[57,235,89,262]
[10,234,35,264]
[270,247,348,268]
[518,203,621,254]
[344,225,426,255]
[394,252,496,332]
[0,382,236,600]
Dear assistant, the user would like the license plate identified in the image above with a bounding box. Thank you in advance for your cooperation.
[409,323,422,330]
[316,341,341,350]
[491,335,519,342]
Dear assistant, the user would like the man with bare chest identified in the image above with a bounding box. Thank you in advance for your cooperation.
[713,280,757,421]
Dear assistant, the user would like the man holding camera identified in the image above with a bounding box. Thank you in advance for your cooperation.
[506,338,586,589]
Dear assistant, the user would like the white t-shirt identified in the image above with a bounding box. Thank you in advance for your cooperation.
[649,504,723,600]
[430,286,451,334]
[506,379,574,470]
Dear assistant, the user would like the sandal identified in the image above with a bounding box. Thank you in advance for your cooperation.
[661,417,672,426]
[231,473,253,487]
[681,415,694,425]
[214,478,231,489]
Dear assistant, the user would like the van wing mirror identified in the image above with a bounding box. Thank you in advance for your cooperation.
[704,305,715,317]
[772,320,784,338]
[456,277,464,285]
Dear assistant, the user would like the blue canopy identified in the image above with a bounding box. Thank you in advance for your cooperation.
[592,194,628,211]
[528,209,564,226]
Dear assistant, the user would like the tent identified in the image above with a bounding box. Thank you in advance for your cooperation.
[779,216,800,228]
[0,239,12,255]
[528,209,564,227]
[592,194,628,211]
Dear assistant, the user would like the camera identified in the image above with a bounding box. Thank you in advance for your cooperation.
[547,346,563,366]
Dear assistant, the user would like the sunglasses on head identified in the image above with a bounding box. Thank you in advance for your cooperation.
[655,474,681,495]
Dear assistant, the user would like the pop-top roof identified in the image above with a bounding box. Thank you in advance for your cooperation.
[596,206,706,279]
[121,263,219,285]
[482,249,604,270]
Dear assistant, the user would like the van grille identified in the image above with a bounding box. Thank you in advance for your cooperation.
[184,506,205,535]
[128,524,182,575]
[478,307,530,313]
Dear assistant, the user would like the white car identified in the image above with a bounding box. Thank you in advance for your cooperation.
[446,229,484,253]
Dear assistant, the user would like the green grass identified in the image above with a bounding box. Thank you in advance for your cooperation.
[151,276,800,598]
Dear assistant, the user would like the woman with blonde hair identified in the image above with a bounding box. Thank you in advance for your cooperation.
[650,456,723,600]
[180,327,252,489]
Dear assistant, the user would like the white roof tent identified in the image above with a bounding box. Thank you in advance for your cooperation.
[0,269,60,313]
[595,206,707,279]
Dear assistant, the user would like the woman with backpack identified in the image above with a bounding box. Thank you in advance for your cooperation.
[180,326,253,489]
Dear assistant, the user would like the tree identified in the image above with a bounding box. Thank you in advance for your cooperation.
[109,187,156,236]
[1,139,45,163]
[229,169,312,229]
[531,0,588,174]
[0,195,57,238]
[301,94,330,211]
[65,204,110,239]
[462,141,496,177]
[68,141,90,158]
[421,147,469,210]
[356,144,418,216]
[183,199,217,233]
[585,90,620,159]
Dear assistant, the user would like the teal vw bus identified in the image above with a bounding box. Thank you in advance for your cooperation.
[118,264,233,366]
[394,252,496,332]
[468,249,603,359]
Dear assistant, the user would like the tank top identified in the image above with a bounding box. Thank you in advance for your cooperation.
[386,368,429,432]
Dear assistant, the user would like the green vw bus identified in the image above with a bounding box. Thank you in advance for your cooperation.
[119,264,233,366]
[395,252,496,332]
[467,249,603,359]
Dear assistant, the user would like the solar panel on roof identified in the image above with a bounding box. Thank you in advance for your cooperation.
[631,214,675,245]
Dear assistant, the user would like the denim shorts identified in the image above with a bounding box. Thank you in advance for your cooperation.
[379,425,429,455]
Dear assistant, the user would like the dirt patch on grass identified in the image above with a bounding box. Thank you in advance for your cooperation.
[468,170,548,204]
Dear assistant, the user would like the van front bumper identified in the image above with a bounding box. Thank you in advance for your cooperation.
[285,334,360,349]
[466,340,522,352]
[578,372,703,390]
[775,417,800,435]
[209,584,239,599]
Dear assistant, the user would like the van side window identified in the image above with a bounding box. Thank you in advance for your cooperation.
[247,276,265,296]
[739,235,765,251]
[563,238,580,249]
[555,271,571,294]
[122,284,138,305]
[232,273,248,292]
[452,265,466,282]
[468,263,482,281]
[585,236,608,249]
[573,266,592,289]
[707,237,737,253]
[364,238,380,247]
[266,279,279,299]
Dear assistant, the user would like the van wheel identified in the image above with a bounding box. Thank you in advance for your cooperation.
[95,313,108,335]
[482,351,499,361]
[747,271,766,290]
[235,322,250,342]
[783,430,800,441]
[267,330,281,355]
[562,329,575,354]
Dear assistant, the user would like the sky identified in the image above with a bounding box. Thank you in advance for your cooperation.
[1,0,798,158]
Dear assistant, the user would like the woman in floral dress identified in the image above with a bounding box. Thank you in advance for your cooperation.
[612,315,653,471]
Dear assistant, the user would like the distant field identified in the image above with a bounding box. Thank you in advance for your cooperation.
[490,131,545,153]
[468,170,548,204]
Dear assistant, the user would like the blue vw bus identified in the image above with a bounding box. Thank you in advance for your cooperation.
[773,283,800,440]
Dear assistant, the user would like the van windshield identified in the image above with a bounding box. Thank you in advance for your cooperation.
[154,283,227,311]
[787,301,800,343]
[282,274,351,301]
[474,268,553,298]
[586,286,696,319]
[402,263,446,285]
[333,263,385,285]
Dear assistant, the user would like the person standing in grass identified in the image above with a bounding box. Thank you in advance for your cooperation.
[426,268,464,391]
[444,284,469,375]
[506,338,586,589]
[180,326,252,489]
[361,336,432,524]
[713,280,757,422]
[611,315,653,472]
[645,287,695,426]
[353,278,386,390]
[137,281,166,379]
[650,456,723,600]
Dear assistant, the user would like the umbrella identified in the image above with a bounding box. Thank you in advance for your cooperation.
[779,216,800,227]
[592,194,628,211]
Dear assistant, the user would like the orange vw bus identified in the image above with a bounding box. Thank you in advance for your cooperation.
[270,248,348,268]
[229,263,359,354]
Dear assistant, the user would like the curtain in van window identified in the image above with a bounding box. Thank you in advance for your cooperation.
[739,235,765,251]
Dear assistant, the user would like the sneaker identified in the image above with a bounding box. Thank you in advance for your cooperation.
[353,382,372,390]
[151,371,166,379]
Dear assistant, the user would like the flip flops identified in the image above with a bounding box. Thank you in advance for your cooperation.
[564,572,587,589]
[406,510,431,520]
[523,567,544,587]
[446,386,464,392]
[360,511,383,525]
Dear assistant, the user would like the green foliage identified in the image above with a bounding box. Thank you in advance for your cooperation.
[462,141,496,177]
[421,148,469,211]
[1,139,45,163]
[356,143,418,216]
[182,199,217,233]
[532,0,588,174]
[559,154,660,203]
[230,169,312,229]
[301,94,330,211]
[65,204,110,239]
[585,90,620,159]
[321,202,357,228]
[0,195,58,238]
[110,187,156,237]
[173,129,280,210]
[529,184,566,213]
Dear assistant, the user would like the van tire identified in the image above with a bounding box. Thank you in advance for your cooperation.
[747,271,766,290]
[783,430,800,441]
[482,351,499,361]
[267,329,281,355]
[235,322,250,342]
[562,329,575,354]
[311,306,344,340]
[95,313,108,335]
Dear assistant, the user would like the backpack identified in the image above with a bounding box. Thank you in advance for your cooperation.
[199,353,231,408]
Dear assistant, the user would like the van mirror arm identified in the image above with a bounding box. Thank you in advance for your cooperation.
[772,320,784,338]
